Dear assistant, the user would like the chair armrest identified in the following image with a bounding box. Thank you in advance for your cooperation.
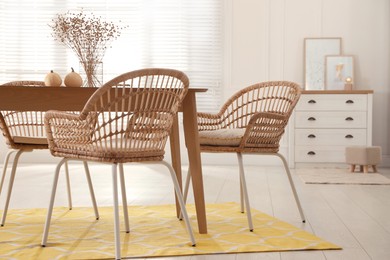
[45,110,81,121]
[239,112,289,148]
[197,112,223,131]
[44,110,94,149]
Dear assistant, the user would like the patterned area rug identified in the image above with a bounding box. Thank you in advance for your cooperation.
[1,202,340,259]
[297,168,390,185]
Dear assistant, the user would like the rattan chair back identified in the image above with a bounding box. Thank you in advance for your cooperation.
[0,81,47,149]
[206,81,300,128]
[0,81,100,228]
[197,81,301,152]
[183,81,306,231]
[45,68,189,163]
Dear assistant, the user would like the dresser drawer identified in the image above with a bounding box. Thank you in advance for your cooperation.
[295,146,346,163]
[296,94,367,111]
[295,111,367,128]
[295,129,367,145]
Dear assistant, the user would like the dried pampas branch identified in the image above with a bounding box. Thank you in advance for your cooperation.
[50,10,127,87]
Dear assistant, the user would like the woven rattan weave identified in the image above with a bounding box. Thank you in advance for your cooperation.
[41,68,196,260]
[184,81,306,231]
[0,81,98,227]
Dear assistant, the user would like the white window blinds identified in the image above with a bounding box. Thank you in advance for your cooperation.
[0,0,224,112]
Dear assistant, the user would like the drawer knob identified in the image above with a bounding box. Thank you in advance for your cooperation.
[346,100,354,104]
[345,134,354,138]
[307,151,316,155]
[345,117,354,121]
[308,100,317,104]
[308,134,316,138]
[308,117,316,121]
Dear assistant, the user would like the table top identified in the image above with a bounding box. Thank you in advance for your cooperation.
[0,86,207,111]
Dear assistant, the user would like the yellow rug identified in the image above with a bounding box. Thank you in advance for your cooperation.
[1,202,340,259]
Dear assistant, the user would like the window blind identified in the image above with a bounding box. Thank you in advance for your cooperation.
[0,0,224,112]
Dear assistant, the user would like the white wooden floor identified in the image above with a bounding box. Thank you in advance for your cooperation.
[1,161,390,260]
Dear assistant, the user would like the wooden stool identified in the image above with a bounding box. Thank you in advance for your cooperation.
[345,146,382,173]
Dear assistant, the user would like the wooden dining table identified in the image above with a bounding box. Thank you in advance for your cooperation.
[0,86,208,234]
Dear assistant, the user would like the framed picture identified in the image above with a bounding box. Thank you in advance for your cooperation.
[325,55,354,90]
[304,37,342,90]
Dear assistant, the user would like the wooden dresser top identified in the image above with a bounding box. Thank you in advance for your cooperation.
[302,90,373,94]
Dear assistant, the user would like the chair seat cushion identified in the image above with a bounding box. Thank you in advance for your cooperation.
[199,128,245,146]
[13,136,48,145]
[49,136,166,163]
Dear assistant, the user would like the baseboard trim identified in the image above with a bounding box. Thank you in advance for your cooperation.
[381,155,390,168]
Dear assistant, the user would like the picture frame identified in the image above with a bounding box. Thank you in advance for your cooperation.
[325,55,354,90]
[304,37,342,90]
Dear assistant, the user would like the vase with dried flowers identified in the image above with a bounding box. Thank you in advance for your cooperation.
[50,10,126,87]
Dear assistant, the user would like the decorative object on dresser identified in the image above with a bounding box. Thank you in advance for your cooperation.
[344,77,353,90]
[289,90,373,168]
[325,55,354,90]
[304,37,342,90]
[345,146,382,173]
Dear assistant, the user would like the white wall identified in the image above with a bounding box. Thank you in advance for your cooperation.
[227,0,390,166]
[1,0,389,167]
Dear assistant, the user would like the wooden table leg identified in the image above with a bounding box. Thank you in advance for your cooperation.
[170,114,182,218]
[182,92,207,234]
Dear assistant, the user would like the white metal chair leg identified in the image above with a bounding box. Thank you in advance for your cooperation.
[180,167,192,220]
[64,161,72,210]
[41,158,68,246]
[0,150,17,197]
[83,161,99,220]
[183,167,191,204]
[275,153,306,223]
[237,153,254,231]
[112,163,121,260]
[119,163,130,233]
[160,160,196,246]
[1,149,25,226]
[239,177,244,213]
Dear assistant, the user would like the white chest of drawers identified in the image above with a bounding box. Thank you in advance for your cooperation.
[288,90,373,167]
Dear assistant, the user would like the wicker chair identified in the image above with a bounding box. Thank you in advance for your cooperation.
[41,68,196,260]
[183,81,306,230]
[0,81,99,226]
